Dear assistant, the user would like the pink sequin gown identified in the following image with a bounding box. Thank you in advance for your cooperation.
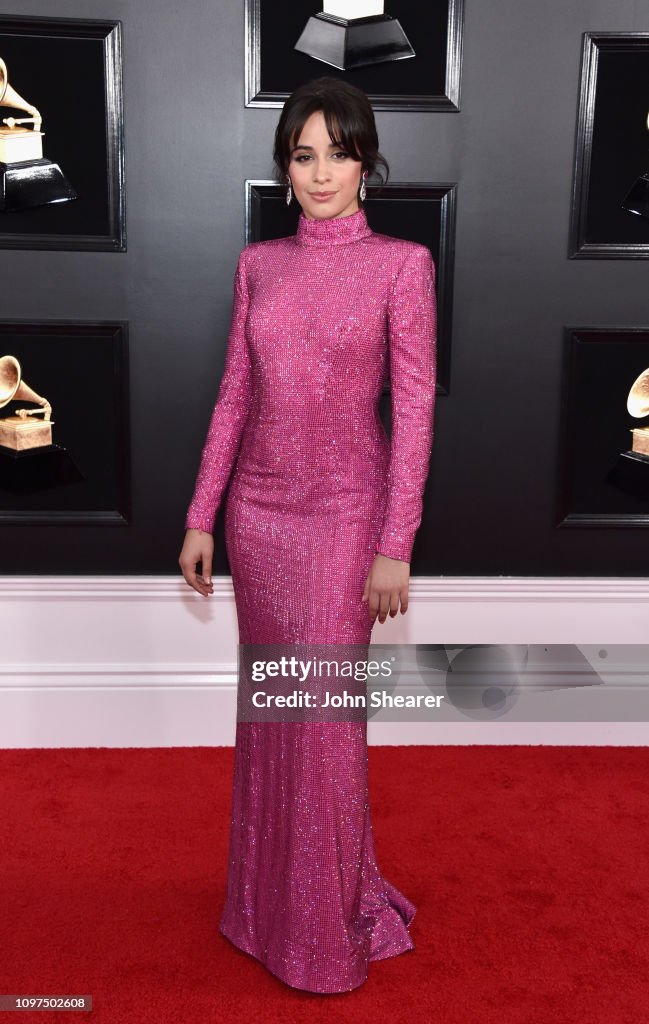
[185,206,437,993]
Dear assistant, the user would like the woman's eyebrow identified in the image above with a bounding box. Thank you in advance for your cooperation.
[290,141,343,153]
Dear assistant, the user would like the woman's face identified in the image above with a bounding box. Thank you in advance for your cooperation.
[288,110,363,221]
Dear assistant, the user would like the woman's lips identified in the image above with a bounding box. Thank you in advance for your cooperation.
[311,192,336,201]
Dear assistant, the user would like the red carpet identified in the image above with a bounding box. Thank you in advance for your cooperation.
[1,745,648,1022]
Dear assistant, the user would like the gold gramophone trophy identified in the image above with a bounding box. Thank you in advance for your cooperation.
[607,365,649,498]
[621,111,649,219]
[0,354,54,450]
[626,367,649,458]
[294,1,415,71]
[0,56,77,212]
[0,354,85,494]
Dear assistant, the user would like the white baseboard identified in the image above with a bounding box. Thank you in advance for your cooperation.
[2,575,649,748]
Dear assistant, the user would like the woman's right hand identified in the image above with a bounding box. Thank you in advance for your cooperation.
[179,528,215,598]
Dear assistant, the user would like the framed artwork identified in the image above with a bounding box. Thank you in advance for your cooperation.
[0,320,130,524]
[245,0,464,111]
[557,327,649,527]
[569,32,649,258]
[245,179,456,394]
[0,15,125,251]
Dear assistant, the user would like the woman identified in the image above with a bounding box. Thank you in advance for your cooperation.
[179,76,437,993]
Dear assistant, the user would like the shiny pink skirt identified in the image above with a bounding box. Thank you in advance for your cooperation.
[219,483,416,993]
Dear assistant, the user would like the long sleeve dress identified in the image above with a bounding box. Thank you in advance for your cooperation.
[185,206,437,993]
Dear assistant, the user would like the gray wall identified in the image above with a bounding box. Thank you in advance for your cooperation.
[2,0,649,575]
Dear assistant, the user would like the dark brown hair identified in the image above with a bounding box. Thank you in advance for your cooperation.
[272,76,389,193]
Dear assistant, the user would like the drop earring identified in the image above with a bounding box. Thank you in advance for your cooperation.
[359,171,367,202]
[285,175,293,206]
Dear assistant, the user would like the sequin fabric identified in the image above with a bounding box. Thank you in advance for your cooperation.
[185,207,437,993]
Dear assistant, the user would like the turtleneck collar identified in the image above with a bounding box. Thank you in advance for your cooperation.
[295,206,373,247]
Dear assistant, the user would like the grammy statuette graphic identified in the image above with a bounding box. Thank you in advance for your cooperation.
[606,365,649,500]
[621,110,649,220]
[626,367,649,457]
[0,57,77,212]
[0,353,83,494]
[294,1,415,71]
[0,354,53,449]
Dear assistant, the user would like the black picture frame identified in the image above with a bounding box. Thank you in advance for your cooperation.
[557,327,649,527]
[0,15,125,251]
[245,179,456,395]
[569,32,649,259]
[0,320,130,524]
[245,0,464,111]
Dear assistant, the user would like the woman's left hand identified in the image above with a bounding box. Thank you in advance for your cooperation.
[362,553,410,624]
